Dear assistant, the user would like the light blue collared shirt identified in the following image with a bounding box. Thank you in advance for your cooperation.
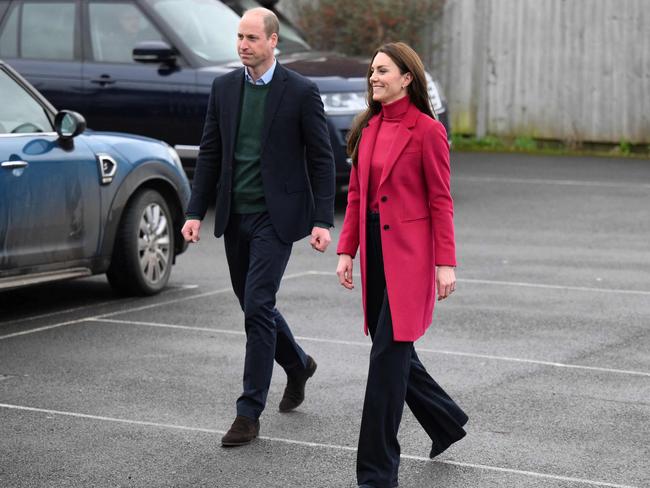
[244,59,277,85]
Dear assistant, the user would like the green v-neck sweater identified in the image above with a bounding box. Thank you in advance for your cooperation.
[231,81,271,214]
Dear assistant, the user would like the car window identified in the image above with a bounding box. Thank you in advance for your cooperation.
[0,4,19,57]
[88,2,164,63]
[145,0,239,63]
[20,2,76,60]
[0,69,54,134]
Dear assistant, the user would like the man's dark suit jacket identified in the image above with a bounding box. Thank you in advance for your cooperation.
[186,63,336,244]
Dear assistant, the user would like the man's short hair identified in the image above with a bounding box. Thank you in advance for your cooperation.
[263,11,280,38]
[246,7,279,38]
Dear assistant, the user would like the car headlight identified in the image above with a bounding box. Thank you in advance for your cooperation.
[320,92,367,116]
[165,144,184,172]
[425,71,445,114]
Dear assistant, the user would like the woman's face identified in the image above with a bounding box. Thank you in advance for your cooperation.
[369,52,411,104]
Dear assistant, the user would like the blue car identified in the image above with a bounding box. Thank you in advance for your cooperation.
[0,60,191,295]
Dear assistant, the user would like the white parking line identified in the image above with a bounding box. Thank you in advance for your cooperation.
[0,403,639,488]
[0,318,90,341]
[0,272,317,341]
[459,278,650,296]
[0,283,198,328]
[0,299,133,327]
[88,318,650,378]
[306,270,650,297]
[0,293,227,342]
[411,349,650,378]
[88,318,244,336]
[3,270,649,342]
[96,287,233,319]
[95,272,315,320]
[455,175,650,190]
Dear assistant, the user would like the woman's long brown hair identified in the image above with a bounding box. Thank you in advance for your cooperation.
[346,42,435,166]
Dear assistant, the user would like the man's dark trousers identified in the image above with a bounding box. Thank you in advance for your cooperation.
[224,211,308,420]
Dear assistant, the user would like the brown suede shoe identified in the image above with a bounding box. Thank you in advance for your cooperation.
[279,355,317,412]
[221,415,260,447]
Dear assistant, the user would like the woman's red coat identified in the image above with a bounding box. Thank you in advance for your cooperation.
[337,102,456,341]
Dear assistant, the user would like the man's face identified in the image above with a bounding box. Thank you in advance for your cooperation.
[237,13,277,70]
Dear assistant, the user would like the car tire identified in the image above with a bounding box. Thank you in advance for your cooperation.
[107,189,174,296]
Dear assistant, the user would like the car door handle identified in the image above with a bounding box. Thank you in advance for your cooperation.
[1,160,29,169]
[90,75,116,86]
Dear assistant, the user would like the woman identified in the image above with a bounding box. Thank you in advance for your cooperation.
[336,42,468,488]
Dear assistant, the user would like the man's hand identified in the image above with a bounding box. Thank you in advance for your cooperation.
[436,266,456,301]
[182,219,201,243]
[310,226,331,252]
[336,254,354,289]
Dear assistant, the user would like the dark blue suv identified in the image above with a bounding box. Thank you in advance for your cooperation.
[0,60,191,294]
[0,0,451,186]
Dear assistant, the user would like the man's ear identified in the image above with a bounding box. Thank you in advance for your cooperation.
[270,32,279,48]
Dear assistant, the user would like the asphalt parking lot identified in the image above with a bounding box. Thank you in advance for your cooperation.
[1,152,649,488]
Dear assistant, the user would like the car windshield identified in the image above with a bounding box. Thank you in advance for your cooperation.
[0,69,53,134]
[145,0,241,63]
[145,0,311,63]
[235,0,311,53]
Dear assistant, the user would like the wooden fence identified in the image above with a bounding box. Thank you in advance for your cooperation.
[430,0,650,143]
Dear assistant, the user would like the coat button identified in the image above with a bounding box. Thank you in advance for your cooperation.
[383,224,390,230]
[381,196,388,202]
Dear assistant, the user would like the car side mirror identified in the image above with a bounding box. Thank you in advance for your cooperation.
[54,110,86,140]
[133,40,177,64]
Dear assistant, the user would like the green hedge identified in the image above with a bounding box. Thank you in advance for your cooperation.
[295,0,445,57]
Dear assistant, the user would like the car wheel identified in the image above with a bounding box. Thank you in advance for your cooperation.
[107,189,174,296]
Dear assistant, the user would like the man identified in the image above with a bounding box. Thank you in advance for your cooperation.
[181,7,335,447]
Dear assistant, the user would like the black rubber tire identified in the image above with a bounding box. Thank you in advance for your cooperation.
[106,189,174,296]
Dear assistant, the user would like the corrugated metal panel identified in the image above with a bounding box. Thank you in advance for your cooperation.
[434,0,650,143]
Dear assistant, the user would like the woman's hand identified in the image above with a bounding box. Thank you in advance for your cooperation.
[336,254,354,290]
[436,266,456,301]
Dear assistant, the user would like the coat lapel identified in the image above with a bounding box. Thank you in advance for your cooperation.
[379,103,421,187]
[260,63,288,153]
[223,69,244,166]
[358,115,381,205]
